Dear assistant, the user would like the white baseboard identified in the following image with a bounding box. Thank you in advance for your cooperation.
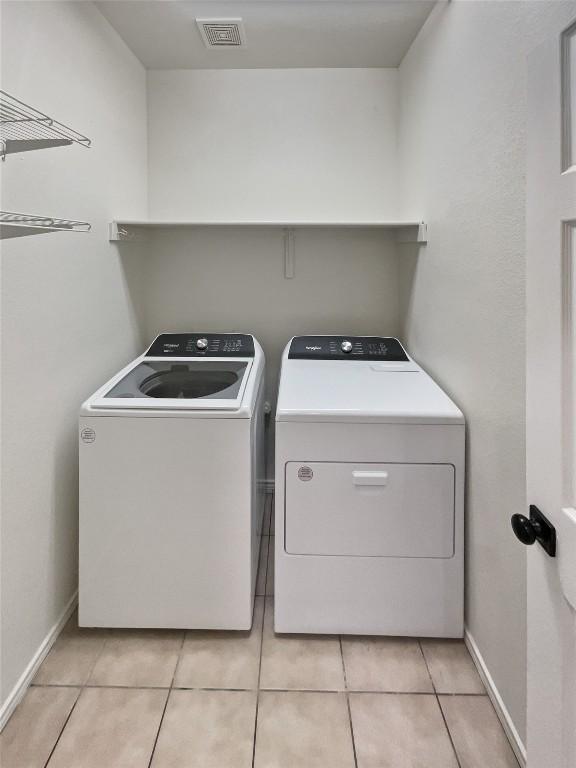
[464,628,526,767]
[0,590,78,732]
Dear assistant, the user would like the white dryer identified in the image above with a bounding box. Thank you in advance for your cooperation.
[275,335,464,637]
[79,333,265,630]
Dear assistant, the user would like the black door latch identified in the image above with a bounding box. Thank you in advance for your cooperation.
[511,505,556,557]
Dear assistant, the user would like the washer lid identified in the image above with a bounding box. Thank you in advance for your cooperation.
[90,358,253,411]
[276,359,464,424]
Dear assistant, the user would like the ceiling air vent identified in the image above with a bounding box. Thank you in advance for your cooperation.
[196,18,246,48]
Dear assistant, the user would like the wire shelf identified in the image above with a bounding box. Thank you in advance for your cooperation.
[0,90,91,160]
[1,211,91,239]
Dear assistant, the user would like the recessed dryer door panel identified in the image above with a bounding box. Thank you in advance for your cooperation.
[285,462,455,558]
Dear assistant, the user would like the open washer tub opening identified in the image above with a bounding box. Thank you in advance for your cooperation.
[140,366,239,398]
[104,360,249,400]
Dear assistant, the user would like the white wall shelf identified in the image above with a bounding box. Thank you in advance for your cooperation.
[0,212,91,239]
[109,220,427,244]
[0,90,91,160]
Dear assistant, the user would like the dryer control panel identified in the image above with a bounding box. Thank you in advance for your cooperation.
[146,333,255,357]
[288,336,409,361]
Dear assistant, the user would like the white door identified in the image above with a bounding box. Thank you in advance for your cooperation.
[525,18,576,768]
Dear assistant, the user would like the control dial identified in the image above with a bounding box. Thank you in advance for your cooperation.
[341,340,353,353]
[196,337,208,350]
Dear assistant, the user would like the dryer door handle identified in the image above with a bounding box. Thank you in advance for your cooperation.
[352,470,389,486]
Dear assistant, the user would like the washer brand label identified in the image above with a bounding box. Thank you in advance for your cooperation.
[298,466,314,481]
[305,346,321,351]
[81,427,96,444]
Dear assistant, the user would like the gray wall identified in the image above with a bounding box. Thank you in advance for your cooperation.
[146,68,400,222]
[398,0,576,745]
[0,1,147,712]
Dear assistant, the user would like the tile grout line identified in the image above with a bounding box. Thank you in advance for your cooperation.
[268,491,274,537]
[266,530,274,597]
[339,636,359,768]
[42,688,82,768]
[145,691,170,768]
[418,640,463,768]
[266,492,273,535]
[146,629,185,768]
[264,495,272,593]
[170,629,188,690]
[252,688,476,696]
[417,640,436,695]
[436,695,463,768]
[265,530,272,597]
[251,500,271,768]
[30,681,489,696]
[264,493,274,598]
[251,589,267,768]
[66,627,108,690]
[256,498,272,597]
[83,628,111,686]
[42,624,111,767]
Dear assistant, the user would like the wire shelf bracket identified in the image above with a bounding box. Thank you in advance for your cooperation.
[0,90,91,161]
[1,211,91,239]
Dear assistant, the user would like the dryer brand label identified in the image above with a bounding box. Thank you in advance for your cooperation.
[81,427,96,444]
[298,466,314,481]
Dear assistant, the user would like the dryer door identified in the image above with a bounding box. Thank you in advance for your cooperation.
[285,462,455,558]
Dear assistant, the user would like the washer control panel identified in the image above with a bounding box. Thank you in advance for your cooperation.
[288,336,409,361]
[146,333,255,357]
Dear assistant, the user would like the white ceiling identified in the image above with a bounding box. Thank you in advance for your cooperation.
[96,1,437,69]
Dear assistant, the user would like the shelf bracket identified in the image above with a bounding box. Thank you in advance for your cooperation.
[396,222,428,244]
[110,221,129,241]
[1,138,72,159]
[283,228,295,279]
[109,221,148,243]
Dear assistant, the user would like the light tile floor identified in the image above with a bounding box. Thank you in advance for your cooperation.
[1,495,520,768]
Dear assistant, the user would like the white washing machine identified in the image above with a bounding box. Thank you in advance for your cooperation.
[275,335,464,637]
[79,332,265,630]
